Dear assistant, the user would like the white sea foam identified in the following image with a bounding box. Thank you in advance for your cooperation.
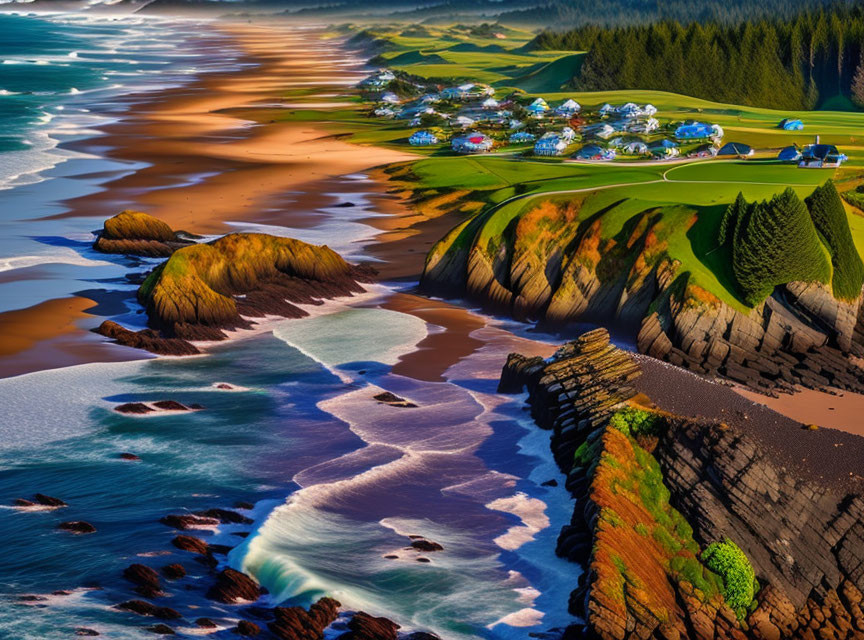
[486,493,550,551]
[0,249,114,273]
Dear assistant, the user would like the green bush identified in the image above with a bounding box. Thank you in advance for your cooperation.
[727,188,831,306]
[805,181,864,301]
[608,407,664,438]
[700,538,759,618]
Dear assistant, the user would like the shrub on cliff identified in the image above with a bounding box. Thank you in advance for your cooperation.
[608,407,664,438]
[805,181,864,301]
[701,538,758,618]
[726,188,831,306]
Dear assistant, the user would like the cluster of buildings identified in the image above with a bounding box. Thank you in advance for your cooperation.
[359,71,848,167]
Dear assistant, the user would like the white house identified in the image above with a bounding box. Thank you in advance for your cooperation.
[534,132,568,156]
[555,99,581,116]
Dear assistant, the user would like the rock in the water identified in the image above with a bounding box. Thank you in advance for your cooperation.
[96,321,199,357]
[93,210,194,258]
[114,402,155,415]
[216,383,235,390]
[206,568,261,604]
[268,597,341,640]
[373,391,418,408]
[116,600,180,620]
[195,618,217,628]
[123,564,162,598]
[234,501,254,510]
[75,629,100,636]
[234,620,261,636]
[161,514,219,530]
[170,535,209,555]
[161,564,186,580]
[146,624,175,635]
[57,521,96,534]
[196,508,252,524]
[34,493,67,507]
[119,452,141,461]
[409,539,443,552]
[151,400,190,412]
[340,611,399,640]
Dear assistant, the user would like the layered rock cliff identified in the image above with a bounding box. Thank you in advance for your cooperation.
[501,329,864,639]
[425,190,864,395]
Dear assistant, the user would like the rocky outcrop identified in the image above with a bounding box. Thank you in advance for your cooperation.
[93,210,196,257]
[428,198,864,394]
[57,521,96,534]
[97,233,374,355]
[501,328,864,639]
[268,596,341,640]
[206,568,261,604]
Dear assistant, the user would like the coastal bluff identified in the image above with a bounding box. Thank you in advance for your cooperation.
[500,329,864,640]
[424,183,864,396]
[93,213,374,354]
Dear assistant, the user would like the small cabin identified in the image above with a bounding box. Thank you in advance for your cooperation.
[534,133,568,156]
[452,132,493,154]
[780,118,804,131]
[509,131,536,144]
[689,143,718,158]
[717,142,753,158]
[575,144,616,161]
[777,146,801,162]
[555,99,581,117]
[409,130,439,146]
[648,139,679,158]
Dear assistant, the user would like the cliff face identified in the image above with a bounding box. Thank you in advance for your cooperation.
[500,329,864,639]
[425,196,864,395]
[96,229,374,353]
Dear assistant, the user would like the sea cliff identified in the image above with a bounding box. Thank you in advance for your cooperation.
[500,329,864,639]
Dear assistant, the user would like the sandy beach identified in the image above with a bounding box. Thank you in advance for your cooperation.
[0,22,417,377]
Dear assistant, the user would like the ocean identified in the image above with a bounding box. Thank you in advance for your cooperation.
[0,13,579,640]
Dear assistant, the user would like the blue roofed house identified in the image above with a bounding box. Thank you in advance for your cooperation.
[799,141,846,168]
[598,103,615,116]
[717,142,754,158]
[780,118,804,131]
[534,132,568,156]
[509,131,536,144]
[777,146,801,162]
[648,139,680,158]
[674,122,716,140]
[575,144,616,161]
[409,130,439,146]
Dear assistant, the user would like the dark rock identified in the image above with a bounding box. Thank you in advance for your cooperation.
[269,596,341,640]
[234,620,261,636]
[146,624,175,635]
[119,453,141,461]
[195,618,217,628]
[161,563,186,580]
[116,600,180,620]
[415,557,431,563]
[340,611,399,640]
[383,555,398,559]
[114,402,156,415]
[409,539,443,552]
[234,501,254,510]
[334,201,356,207]
[216,383,235,390]
[541,479,558,487]
[373,391,417,408]
[13,499,36,507]
[34,493,67,507]
[123,564,162,597]
[57,521,96,534]
[151,400,189,412]
[96,321,199,357]
[196,508,252,524]
[161,514,219,530]
[170,535,209,555]
[75,629,100,636]
[206,568,261,604]
[208,544,233,555]
[17,595,48,602]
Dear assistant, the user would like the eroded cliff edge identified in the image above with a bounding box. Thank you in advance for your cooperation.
[424,182,864,395]
[501,329,864,639]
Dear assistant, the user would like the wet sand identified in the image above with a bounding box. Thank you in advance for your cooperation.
[736,385,864,436]
[0,22,413,376]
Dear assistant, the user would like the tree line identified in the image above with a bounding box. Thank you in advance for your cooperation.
[530,5,864,110]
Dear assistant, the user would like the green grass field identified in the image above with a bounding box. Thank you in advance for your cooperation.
[263,25,864,310]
